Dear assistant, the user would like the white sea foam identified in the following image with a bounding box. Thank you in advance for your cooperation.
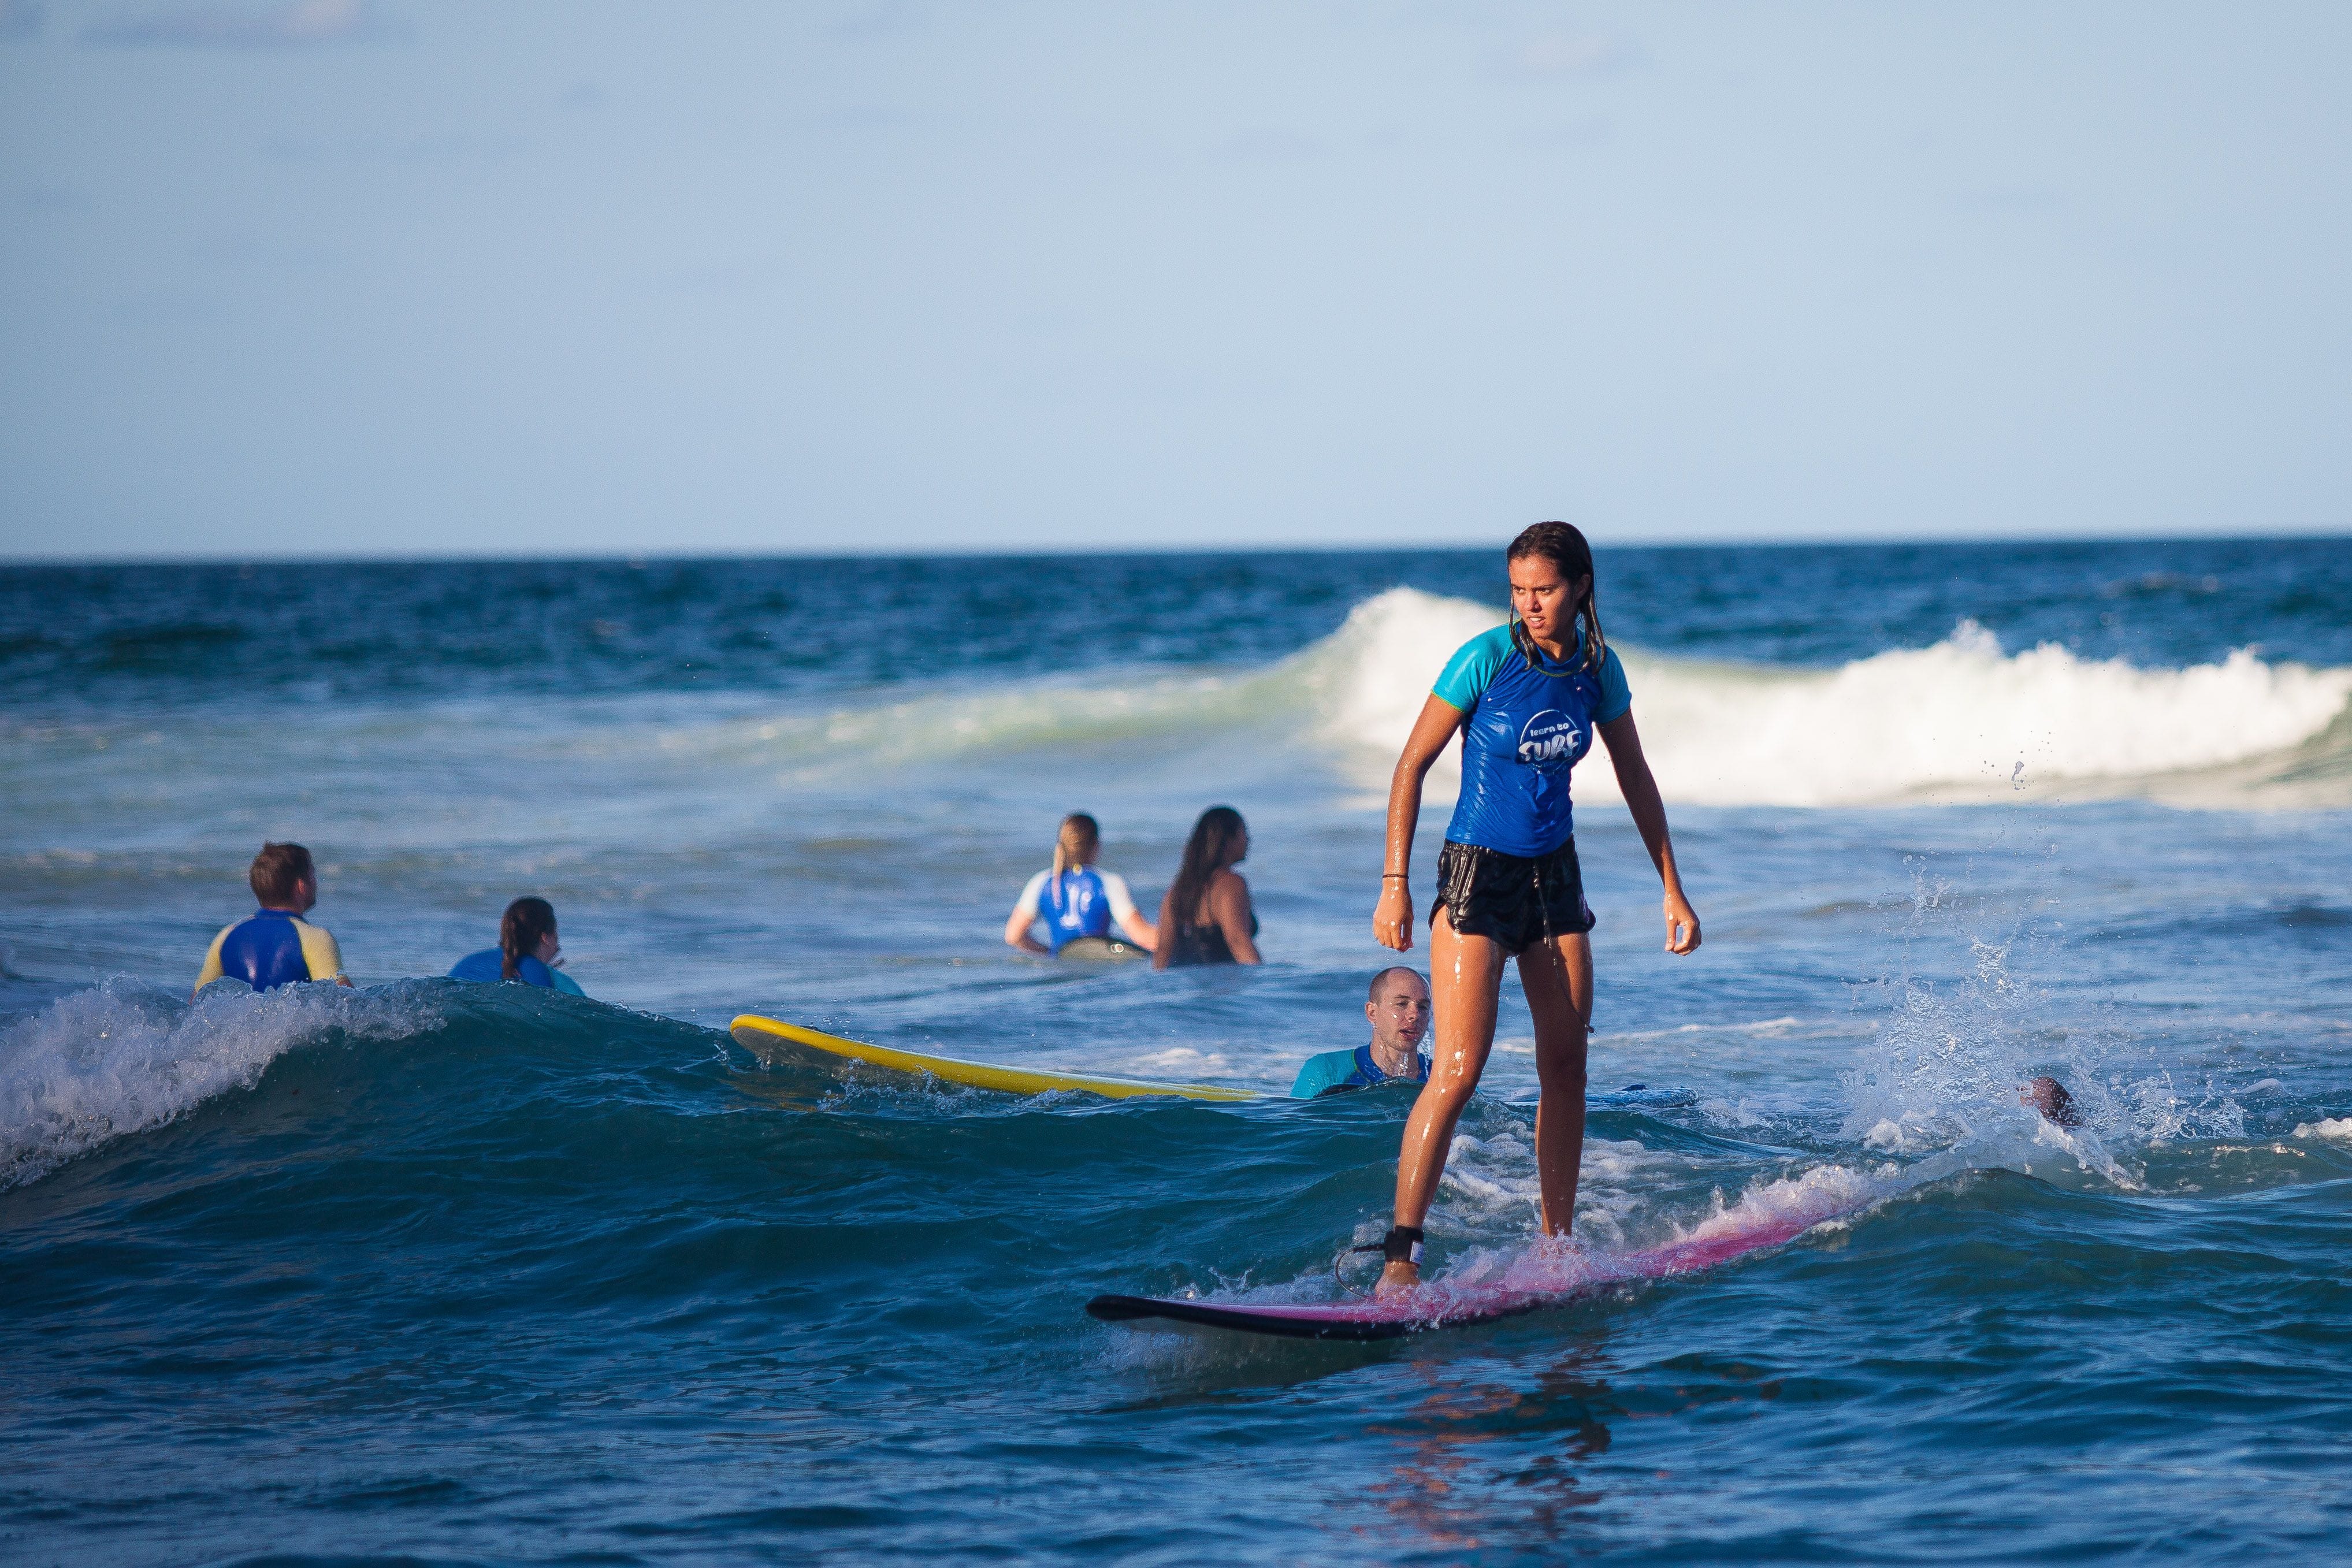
[1673,1160,1895,1247]
[1301,587,2352,807]
[1427,1157,1899,1299]
[0,980,442,1191]
[2294,1117,2352,1143]
[311,585,2350,812]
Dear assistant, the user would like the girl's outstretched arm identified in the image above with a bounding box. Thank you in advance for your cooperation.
[1004,903,1051,954]
[1374,696,1466,952]
[1116,905,1160,952]
[1597,711,1700,954]
[1151,888,1178,969]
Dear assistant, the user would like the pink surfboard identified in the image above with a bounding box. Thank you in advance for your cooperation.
[1087,1206,1848,1342]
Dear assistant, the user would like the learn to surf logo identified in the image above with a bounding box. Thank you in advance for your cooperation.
[1517,709,1583,768]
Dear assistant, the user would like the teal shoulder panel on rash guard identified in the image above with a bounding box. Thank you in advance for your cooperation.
[1290,1049,1358,1099]
[1594,647,1632,724]
[1431,625,1512,711]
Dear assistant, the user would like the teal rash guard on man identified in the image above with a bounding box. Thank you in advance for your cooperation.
[1290,1045,1430,1099]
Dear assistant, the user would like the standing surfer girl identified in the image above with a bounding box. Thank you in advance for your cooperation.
[1371,523,1699,1293]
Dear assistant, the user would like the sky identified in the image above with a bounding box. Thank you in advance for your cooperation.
[1,0,2348,560]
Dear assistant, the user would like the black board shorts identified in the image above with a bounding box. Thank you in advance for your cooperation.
[1432,838,1595,956]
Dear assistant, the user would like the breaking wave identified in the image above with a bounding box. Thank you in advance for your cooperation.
[0,980,444,1190]
[1305,588,2352,808]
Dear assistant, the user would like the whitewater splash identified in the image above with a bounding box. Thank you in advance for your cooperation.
[1307,589,2352,808]
[0,980,444,1190]
[380,586,2350,811]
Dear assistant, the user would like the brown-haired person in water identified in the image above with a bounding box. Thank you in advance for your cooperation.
[1370,523,1699,1293]
[193,841,350,995]
[448,897,588,996]
[1153,806,1261,968]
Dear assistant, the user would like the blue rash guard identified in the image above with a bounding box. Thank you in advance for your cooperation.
[448,948,587,997]
[1291,1045,1432,1099]
[1014,866,1142,954]
[1432,627,1632,857]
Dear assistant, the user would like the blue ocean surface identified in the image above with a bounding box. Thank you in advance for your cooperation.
[3,540,2350,1563]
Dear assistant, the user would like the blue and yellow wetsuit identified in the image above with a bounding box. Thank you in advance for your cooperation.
[194,908,345,993]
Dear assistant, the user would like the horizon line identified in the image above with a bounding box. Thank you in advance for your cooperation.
[6,522,2349,569]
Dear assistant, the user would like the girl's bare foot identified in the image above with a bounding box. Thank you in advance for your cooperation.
[1374,1260,1420,1297]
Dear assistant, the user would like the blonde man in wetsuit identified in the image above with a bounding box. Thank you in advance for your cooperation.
[193,842,350,995]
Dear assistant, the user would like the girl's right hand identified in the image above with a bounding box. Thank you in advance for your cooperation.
[1374,880,1414,952]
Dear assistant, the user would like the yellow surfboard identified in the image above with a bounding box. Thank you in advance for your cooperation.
[729,1015,1262,1102]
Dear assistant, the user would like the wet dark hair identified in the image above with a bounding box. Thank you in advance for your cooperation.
[500,897,558,982]
[249,842,315,906]
[1506,521,1606,674]
[1169,806,1247,927]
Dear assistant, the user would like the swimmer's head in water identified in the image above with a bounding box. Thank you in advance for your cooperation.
[500,896,558,982]
[1170,806,1248,923]
[1507,521,1604,674]
[249,841,316,911]
[1052,813,1100,879]
[2022,1075,2082,1128]
[1366,967,1430,1056]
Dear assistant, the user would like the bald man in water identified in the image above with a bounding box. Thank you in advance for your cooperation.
[1291,967,1432,1098]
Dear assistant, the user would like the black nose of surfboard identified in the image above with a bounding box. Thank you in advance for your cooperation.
[1084,1294,1160,1322]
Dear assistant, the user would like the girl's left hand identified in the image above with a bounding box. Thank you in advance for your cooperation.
[1663,887,1701,954]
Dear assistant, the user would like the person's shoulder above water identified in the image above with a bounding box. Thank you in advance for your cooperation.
[1291,1047,1363,1099]
[1431,624,1515,711]
[1012,868,1051,915]
[448,898,589,997]
[198,909,343,993]
[448,946,584,994]
[1291,1045,1428,1099]
[448,947,506,984]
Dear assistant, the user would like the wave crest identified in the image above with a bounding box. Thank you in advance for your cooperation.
[0,980,444,1191]
[1307,588,2352,807]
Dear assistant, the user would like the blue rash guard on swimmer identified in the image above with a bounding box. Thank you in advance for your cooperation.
[1290,1045,1432,1099]
[1433,627,1631,857]
[1014,866,1141,954]
[448,948,587,997]
[1045,868,1112,948]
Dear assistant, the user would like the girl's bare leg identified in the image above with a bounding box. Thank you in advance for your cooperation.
[1378,910,1504,1294]
[1519,931,1594,1235]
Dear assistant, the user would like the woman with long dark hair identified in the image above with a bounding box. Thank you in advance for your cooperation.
[1369,523,1697,1292]
[448,897,588,996]
[1153,806,1261,968]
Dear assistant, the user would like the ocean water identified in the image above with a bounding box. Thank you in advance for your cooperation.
[3,539,2350,1563]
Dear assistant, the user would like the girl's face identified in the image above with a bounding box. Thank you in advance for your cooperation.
[535,926,560,964]
[1510,556,1591,649]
